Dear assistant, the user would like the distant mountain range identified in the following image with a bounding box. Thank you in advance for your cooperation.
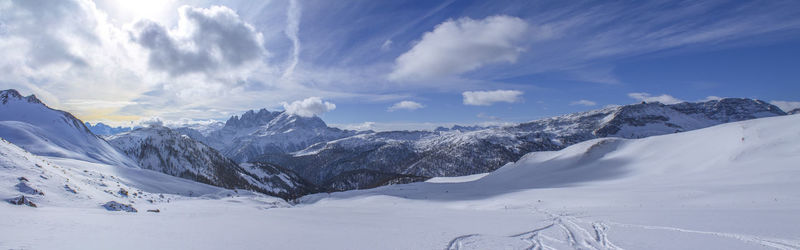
[84,122,132,136]
[176,97,786,190]
[0,88,788,198]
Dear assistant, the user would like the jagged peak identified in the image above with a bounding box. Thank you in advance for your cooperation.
[1,89,43,105]
[224,108,279,129]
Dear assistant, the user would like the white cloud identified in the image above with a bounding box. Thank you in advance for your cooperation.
[131,5,266,76]
[570,100,597,106]
[770,100,800,112]
[627,92,684,105]
[281,97,336,117]
[462,90,523,106]
[389,15,528,81]
[387,100,424,111]
[334,121,376,131]
[702,96,724,101]
[138,116,164,127]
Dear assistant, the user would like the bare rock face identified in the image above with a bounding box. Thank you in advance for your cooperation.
[102,201,137,212]
[6,195,37,207]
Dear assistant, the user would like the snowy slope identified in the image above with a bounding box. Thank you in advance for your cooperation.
[2,112,798,250]
[0,89,136,167]
[299,114,800,249]
[0,137,277,209]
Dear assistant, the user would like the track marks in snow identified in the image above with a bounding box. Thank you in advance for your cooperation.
[446,215,622,250]
[607,222,800,250]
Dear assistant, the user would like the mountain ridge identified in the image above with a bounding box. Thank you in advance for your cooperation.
[192,98,784,186]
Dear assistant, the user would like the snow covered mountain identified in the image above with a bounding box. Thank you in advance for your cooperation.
[0,136,232,208]
[0,89,137,167]
[187,108,361,163]
[268,98,785,185]
[107,125,313,199]
[84,122,132,136]
[4,114,799,249]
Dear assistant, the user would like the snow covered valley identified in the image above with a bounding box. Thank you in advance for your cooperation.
[2,114,799,249]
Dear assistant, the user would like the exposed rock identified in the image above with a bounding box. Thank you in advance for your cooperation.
[6,195,37,207]
[102,201,137,212]
[64,184,78,194]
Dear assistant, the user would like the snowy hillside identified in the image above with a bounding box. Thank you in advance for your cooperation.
[300,114,800,249]
[107,125,313,199]
[0,89,137,167]
[0,136,281,208]
[3,111,798,250]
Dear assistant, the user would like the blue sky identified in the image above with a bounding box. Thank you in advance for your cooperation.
[1,0,799,130]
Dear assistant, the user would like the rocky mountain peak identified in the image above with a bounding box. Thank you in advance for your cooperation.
[1,89,43,105]
[224,108,280,129]
[670,98,786,122]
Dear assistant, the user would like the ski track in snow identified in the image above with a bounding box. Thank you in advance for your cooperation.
[446,209,624,250]
[606,221,800,250]
[447,206,800,250]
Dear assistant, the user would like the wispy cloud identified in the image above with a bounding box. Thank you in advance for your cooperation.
[282,0,301,79]
[570,100,597,106]
[463,90,523,106]
[387,101,424,112]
